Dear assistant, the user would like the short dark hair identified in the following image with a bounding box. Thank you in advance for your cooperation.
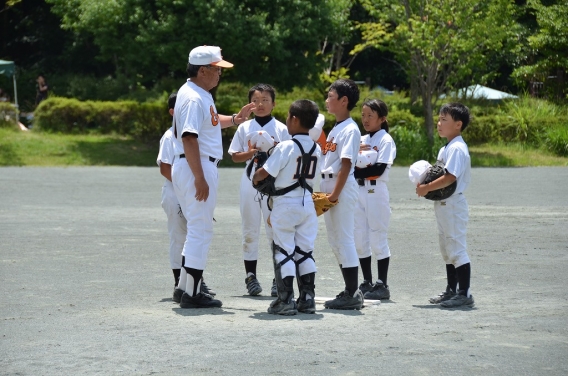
[362,99,389,132]
[248,83,276,103]
[186,63,202,78]
[329,79,360,111]
[439,102,470,130]
[168,92,177,110]
[289,100,319,130]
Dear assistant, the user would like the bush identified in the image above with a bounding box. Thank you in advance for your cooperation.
[34,96,170,142]
[0,102,18,129]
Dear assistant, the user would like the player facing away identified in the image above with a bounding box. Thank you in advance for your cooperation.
[252,99,322,315]
[320,79,364,310]
[171,45,255,309]
[157,93,215,303]
[228,84,290,297]
[416,102,474,308]
[354,99,396,301]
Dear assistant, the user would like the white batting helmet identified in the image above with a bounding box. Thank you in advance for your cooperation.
[356,149,378,169]
[249,131,275,152]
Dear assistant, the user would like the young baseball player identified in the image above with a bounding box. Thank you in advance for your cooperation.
[252,99,321,315]
[354,99,396,301]
[171,45,255,309]
[228,84,290,297]
[416,102,474,308]
[320,79,363,310]
[157,93,215,303]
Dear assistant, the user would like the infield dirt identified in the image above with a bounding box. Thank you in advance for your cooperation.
[1,167,567,375]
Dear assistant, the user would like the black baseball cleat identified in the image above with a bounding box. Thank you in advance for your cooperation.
[364,282,390,300]
[200,278,216,296]
[245,275,262,296]
[180,292,222,308]
[173,288,184,303]
[324,289,364,310]
[358,280,374,295]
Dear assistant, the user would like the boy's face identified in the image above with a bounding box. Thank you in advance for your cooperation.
[437,112,462,139]
[325,89,345,115]
[250,90,275,117]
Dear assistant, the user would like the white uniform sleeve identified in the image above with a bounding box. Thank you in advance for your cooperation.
[339,128,360,161]
[180,99,206,136]
[444,145,465,179]
[377,136,396,165]
[157,129,175,166]
[228,125,246,155]
[263,144,287,178]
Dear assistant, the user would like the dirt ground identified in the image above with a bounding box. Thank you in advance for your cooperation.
[1,166,567,376]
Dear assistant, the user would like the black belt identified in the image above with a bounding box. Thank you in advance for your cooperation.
[321,174,335,179]
[179,154,220,167]
[357,179,377,186]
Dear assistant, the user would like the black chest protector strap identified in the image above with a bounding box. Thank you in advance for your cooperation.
[273,138,316,196]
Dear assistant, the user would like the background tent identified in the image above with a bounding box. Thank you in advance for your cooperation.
[0,60,19,118]
[441,84,518,100]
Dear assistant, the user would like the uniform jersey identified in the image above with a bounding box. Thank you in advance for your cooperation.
[228,117,290,161]
[361,129,396,182]
[263,134,321,197]
[157,126,176,190]
[173,80,222,160]
[320,117,361,175]
[437,135,470,194]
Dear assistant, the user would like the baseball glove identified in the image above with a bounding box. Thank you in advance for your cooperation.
[246,149,279,196]
[312,192,338,216]
[422,160,457,201]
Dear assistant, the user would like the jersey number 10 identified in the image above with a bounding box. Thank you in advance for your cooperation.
[293,156,318,179]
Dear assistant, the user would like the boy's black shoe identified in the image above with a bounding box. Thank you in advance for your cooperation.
[180,292,222,308]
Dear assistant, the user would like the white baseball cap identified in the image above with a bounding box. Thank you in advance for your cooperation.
[188,46,234,68]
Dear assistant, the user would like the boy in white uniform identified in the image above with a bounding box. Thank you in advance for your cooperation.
[319,79,363,310]
[354,99,396,301]
[228,84,290,297]
[253,99,321,315]
[416,102,474,308]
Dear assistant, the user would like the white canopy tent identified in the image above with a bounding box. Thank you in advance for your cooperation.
[0,60,19,118]
[441,84,518,100]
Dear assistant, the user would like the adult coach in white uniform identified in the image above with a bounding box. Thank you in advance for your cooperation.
[171,45,254,309]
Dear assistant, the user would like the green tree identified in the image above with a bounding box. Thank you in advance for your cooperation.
[512,0,568,101]
[355,0,520,145]
[47,0,336,91]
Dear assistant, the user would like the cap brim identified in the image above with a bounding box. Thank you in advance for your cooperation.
[211,60,233,68]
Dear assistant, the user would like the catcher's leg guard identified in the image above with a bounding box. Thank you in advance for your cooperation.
[268,242,297,315]
[296,271,316,314]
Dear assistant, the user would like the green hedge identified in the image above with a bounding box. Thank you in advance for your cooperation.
[31,91,568,159]
[34,97,170,142]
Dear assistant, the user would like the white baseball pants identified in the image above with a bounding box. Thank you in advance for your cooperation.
[434,193,470,267]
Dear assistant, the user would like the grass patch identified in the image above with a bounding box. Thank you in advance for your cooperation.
[469,143,568,167]
[0,128,157,167]
[2,128,567,167]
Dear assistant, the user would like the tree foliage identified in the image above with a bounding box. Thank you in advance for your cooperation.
[512,0,568,101]
[47,0,336,90]
[355,0,520,144]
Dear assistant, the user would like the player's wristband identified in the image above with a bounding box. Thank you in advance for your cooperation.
[231,114,237,126]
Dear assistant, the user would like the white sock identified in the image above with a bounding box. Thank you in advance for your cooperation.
[185,274,201,297]
[177,268,187,291]
[247,272,255,278]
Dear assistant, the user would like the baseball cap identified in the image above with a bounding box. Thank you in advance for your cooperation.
[188,46,234,68]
